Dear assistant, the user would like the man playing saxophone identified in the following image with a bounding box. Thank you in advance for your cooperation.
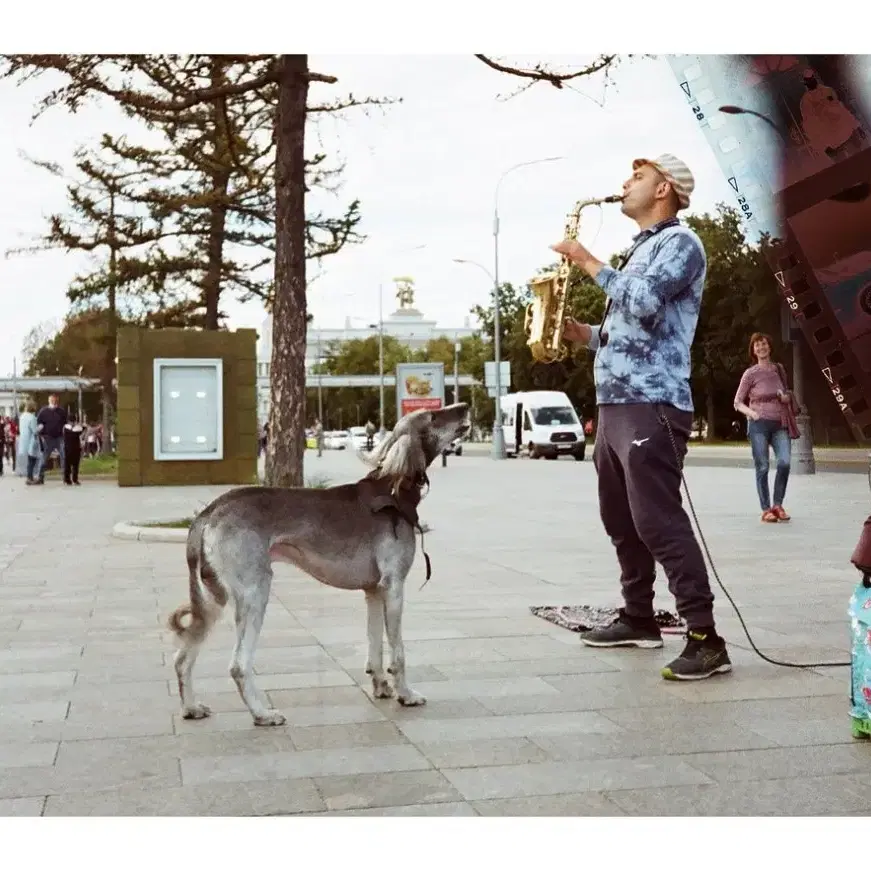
[552,154,732,682]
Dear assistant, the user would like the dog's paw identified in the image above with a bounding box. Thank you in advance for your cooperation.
[397,690,427,707]
[181,703,212,720]
[253,710,287,727]
[372,678,394,699]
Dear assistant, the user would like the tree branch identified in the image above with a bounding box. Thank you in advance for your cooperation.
[474,54,618,89]
[0,55,338,117]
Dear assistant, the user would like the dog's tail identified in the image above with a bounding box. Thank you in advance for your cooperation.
[167,516,227,644]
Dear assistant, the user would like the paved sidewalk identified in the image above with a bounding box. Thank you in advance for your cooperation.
[461,440,870,473]
[1,453,869,817]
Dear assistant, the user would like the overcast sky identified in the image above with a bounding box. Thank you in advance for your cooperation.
[0,53,745,377]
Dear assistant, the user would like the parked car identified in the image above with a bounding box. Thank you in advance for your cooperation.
[325,430,351,450]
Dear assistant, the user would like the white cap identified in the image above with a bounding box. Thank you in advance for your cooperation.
[633,153,695,210]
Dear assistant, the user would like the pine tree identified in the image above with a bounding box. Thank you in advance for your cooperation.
[96,56,280,328]
[1,54,391,486]
[8,139,171,451]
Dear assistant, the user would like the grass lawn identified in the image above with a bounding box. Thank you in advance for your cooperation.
[141,518,193,529]
[43,453,119,478]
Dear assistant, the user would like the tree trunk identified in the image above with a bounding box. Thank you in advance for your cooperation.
[265,54,309,488]
[102,189,118,455]
[203,178,229,330]
[203,59,231,331]
[705,379,716,442]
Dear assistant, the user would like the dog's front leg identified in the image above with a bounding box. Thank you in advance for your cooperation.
[383,578,426,706]
[364,588,393,699]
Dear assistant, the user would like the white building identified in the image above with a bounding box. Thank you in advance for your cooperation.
[0,390,19,418]
[256,283,480,422]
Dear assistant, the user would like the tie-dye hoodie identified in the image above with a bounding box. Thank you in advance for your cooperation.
[585,219,706,413]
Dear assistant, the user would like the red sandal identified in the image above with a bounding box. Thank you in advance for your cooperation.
[761,510,779,523]
[772,505,791,521]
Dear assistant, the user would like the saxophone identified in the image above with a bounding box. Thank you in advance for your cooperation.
[525,194,623,363]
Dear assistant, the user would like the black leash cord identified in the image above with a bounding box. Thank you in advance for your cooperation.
[659,410,850,669]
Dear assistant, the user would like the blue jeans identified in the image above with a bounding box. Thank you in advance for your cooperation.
[748,418,791,510]
[37,436,65,482]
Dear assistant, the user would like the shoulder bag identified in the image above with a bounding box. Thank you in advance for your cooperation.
[775,363,801,440]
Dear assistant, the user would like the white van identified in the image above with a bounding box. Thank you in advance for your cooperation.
[501,391,586,460]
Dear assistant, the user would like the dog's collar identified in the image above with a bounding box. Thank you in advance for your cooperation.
[374,467,429,497]
[368,470,432,585]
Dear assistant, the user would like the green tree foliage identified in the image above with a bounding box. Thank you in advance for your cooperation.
[684,205,783,438]
[8,141,175,449]
[311,334,492,432]
[22,308,122,422]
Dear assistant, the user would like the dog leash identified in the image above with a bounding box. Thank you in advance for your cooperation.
[374,470,433,588]
[387,500,432,589]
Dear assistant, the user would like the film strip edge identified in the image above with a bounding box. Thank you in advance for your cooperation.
[668,54,871,444]
[766,236,871,443]
[666,54,778,238]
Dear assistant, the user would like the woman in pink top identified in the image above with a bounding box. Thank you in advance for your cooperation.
[733,332,794,523]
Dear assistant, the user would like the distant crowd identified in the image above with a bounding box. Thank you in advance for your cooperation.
[1,394,106,486]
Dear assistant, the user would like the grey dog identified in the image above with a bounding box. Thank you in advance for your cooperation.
[167,403,470,726]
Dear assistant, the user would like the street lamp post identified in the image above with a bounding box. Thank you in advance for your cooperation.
[316,330,323,425]
[790,332,815,475]
[11,356,18,419]
[378,284,385,437]
[453,341,461,404]
[490,157,565,459]
[453,257,502,450]
[77,365,84,420]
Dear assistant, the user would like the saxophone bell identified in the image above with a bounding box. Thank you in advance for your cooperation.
[525,195,623,364]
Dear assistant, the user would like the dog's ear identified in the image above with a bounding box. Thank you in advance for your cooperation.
[365,429,396,470]
[376,432,426,487]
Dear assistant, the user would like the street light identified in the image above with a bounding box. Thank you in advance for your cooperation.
[453,341,461,404]
[11,356,18,420]
[377,283,386,437]
[453,257,503,451]
[489,157,565,459]
[316,330,323,425]
[718,104,784,138]
[718,105,869,203]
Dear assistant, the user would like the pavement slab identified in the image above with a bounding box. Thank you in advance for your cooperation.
[0,449,869,816]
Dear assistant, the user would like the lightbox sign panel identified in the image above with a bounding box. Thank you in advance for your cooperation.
[395,362,445,421]
[153,358,224,461]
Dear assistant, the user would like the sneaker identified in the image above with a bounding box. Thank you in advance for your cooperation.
[661,630,732,681]
[761,509,778,523]
[772,505,790,521]
[580,611,663,649]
